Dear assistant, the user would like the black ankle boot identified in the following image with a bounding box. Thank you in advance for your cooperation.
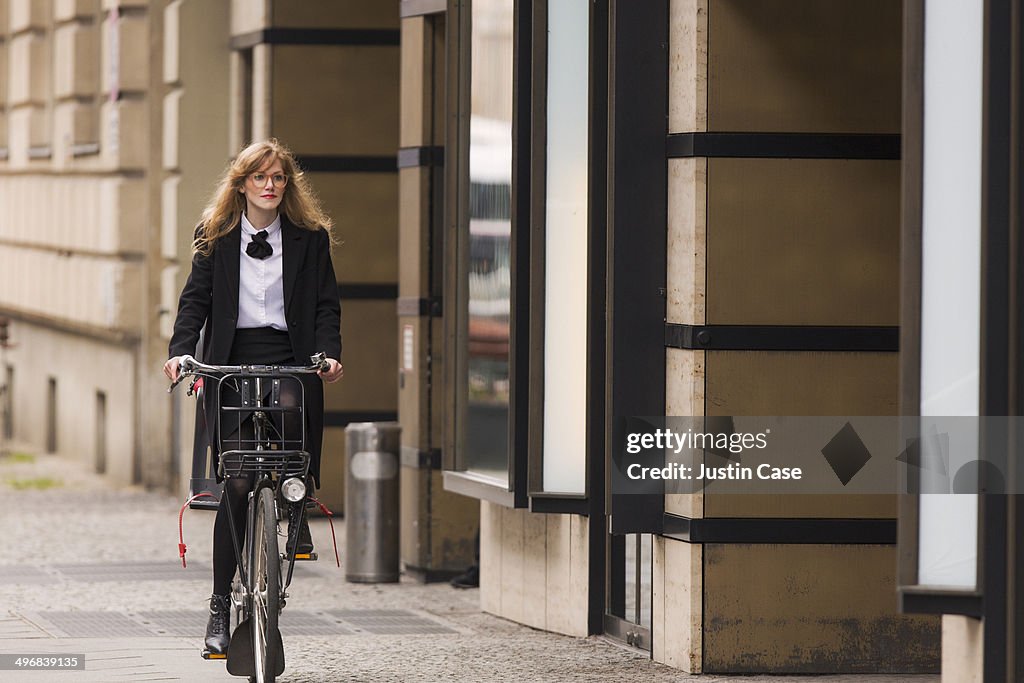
[204,593,231,654]
[287,507,314,555]
[296,516,314,554]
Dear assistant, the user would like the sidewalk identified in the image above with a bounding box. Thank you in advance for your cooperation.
[0,449,940,683]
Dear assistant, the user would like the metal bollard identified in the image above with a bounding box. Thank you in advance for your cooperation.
[344,422,401,582]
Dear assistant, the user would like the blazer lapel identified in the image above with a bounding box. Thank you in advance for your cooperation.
[220,225,241,314]
[282,217,307,314]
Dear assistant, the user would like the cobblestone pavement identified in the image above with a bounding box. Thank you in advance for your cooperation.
[0,450,940,683]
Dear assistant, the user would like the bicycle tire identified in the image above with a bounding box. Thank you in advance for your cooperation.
[250,486,281,683]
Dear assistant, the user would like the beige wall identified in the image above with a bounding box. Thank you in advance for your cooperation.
[652,536,701,671]
[707,0,901,134]
[2,320,137,485]
[480,501,589,637]
[942,615,983,683]
[703,544,938,672]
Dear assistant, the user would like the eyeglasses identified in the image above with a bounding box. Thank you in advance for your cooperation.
[248,172,288,188]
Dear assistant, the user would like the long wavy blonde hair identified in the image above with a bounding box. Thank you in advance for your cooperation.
[193,139,334,255]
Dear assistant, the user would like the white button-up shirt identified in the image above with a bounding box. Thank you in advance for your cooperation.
[237,213,287,331]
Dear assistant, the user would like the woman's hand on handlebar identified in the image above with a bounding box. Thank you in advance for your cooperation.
[164,356,184,382]
[163,356,195,387]
[319,358,344,383]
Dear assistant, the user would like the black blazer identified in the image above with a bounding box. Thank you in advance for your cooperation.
[168,217,341,483]
[169,217,341,364]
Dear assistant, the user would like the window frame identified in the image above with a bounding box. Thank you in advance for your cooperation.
[442,0,611,514]
[442,0,531,508]
[523,0,608,513]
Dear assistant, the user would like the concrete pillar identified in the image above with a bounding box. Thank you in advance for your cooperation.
[397,10,478,580]
[226,0,403,514]
[658,0,940,673]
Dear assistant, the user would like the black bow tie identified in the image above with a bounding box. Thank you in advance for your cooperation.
[246,230,273,260]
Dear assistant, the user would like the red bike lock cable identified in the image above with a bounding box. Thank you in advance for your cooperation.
[309,497,341,568]
[178,493,218,568]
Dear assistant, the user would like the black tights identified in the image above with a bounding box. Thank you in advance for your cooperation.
[212,476,253,595]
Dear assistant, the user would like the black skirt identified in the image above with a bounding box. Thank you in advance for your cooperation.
[228,326,293,365]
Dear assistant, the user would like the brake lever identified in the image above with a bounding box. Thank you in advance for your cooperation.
[167,374,186,393]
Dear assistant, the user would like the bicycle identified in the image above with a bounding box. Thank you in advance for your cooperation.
[171,352,330,683]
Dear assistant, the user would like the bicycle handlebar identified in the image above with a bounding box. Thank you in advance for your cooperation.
[168,352,330,393]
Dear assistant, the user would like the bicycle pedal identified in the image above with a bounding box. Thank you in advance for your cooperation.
[201,650,227,660]
[283,552,318,561]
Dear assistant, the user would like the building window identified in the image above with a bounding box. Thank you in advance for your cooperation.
[464,0,514,484]
[95,390,107,474]
[2,364,12,441]
[444,0,604,507]
[55,1,101,159]
[46,377,57,453]
[9,0,53,161]
[444,0,521,504]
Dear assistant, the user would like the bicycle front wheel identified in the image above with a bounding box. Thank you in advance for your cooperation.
[250,485,281,683]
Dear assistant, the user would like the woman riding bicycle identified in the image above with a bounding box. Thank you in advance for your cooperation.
[163,138,343,657]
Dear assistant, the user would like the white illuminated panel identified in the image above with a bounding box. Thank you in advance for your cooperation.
[542,0,589,494]
[917,0,981,590]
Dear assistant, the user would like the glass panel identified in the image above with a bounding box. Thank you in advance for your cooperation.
[624,534,637,620]
[542,0,589,494]
[464,0,513,482]
[623,533,652,629]
[917,0,982,590]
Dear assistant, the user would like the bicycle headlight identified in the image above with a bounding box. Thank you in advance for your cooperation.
[281,477,306,503]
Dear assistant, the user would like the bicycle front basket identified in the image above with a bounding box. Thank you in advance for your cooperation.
[218,450,311,479]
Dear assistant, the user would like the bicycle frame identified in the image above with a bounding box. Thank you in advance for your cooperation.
[171,354,327,681]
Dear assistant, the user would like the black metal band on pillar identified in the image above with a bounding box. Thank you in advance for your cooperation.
[665,323,899,352]
[230,28,401,50]
[336,283,399,300]
[398,146,445,169]
[662,514,897,545]
[666,132,901,160]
